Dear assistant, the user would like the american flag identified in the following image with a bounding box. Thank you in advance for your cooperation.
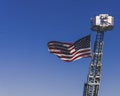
[48,35,91,62]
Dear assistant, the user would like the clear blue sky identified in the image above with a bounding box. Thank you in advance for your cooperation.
[0,0,120,96]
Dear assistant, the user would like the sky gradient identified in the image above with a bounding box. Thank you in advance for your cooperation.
[0,0,120,96]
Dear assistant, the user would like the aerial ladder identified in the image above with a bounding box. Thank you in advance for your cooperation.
[83,14,114,96]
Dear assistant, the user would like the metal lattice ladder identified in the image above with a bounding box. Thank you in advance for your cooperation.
[83,32,104,96]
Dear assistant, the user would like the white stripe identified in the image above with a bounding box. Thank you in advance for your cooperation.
[48,42,72,47]
[70,48,91,54]
[49,49,67,53]
[59,51,91,60]
[53,50,91,57]
[49,48,91,56]
[60,54,91,61]
[73,55,91,61]
[49,42,74,50]
[49,46,90,53]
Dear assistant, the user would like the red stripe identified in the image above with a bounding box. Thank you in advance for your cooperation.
[62,53,91,62]
[70,49,91,54]
[59,52,91,59]
[48,42,74,48]
[49,49,91,56]
[72,53,91,61]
